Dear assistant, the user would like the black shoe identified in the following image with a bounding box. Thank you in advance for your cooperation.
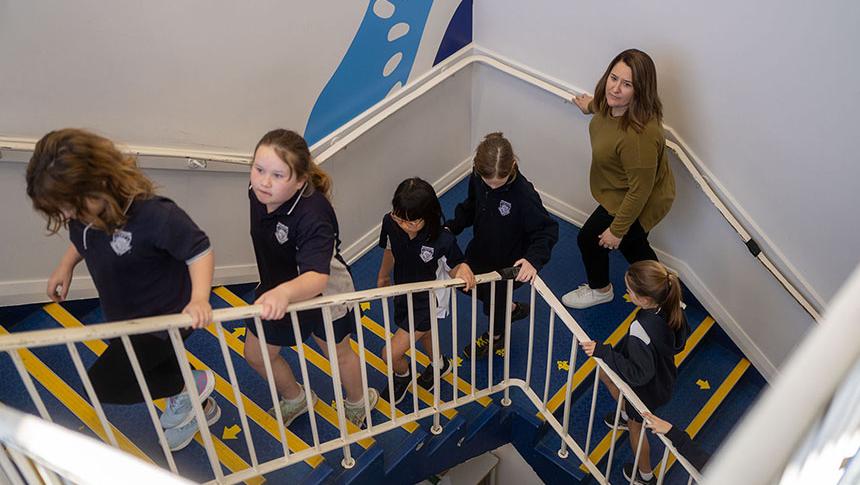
[381,372,413,405]
[417,357,452,390]
[510,302,530,322]
[623,463,656,485]
[604,411,628,431]
[463,332,498,359]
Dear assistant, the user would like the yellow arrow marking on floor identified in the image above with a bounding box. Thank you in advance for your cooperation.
[222,425,241,440]
[540,308,640,419]
[231,327,247,338]
[557,360,570,371]
[656,359,750,478]
[0,325,152,464]
[360,302,371,311]
[579,316,715,473]
[43,303,267,483]
[695,379,710,390]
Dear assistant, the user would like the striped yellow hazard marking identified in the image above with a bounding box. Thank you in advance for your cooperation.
[656,358,750,477]
[0,325,152,464]
[43,303,267,484]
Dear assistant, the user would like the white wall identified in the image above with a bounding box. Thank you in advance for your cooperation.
[474,1,860,372]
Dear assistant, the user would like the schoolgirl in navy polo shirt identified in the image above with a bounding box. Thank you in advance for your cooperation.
[376,178,476,405]
[445,133,559,359]
[244,129,377,428]
[26,129,218,452]
[580,260,689,484]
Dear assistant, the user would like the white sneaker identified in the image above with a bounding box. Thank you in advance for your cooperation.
[562,283,613,309]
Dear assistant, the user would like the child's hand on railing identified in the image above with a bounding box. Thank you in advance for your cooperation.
[183,298,213,329]
[255,286,291,321]
[580,340,597,356]
[451,263,476,291]
[513,259,537,282]
[642,412,673,435]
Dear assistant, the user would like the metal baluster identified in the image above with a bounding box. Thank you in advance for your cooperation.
[501,279,514,406]
[558,336,579,458]
[604,392,625,480]
[524,283,536,388]
[252,316,290,459]
[470,288,477,399]
[289,312,320,450]
[451,289,459,405]
[381,297,397,423]
[9,351,50,422]
[541,311,556,409]
[429,291,443,435]
[488,281,496,389]
[65,343,117,448]
[656,447,671,485]
[352,305,374,430]
[214,322,259,466]
[585,365,601,455]
[320,307,353,469]
[406,293,420,414]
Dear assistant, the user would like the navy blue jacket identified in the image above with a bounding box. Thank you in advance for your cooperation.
[445,170,558,273]
[593,308,689,410]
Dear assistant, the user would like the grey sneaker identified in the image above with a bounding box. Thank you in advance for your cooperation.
[269,388,318,427]
[561,283,614,309]
[165,397,221,451]
[345,388,379,428]
[160,369,216,429]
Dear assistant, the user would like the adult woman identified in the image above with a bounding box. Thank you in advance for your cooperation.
[562,49,675,309]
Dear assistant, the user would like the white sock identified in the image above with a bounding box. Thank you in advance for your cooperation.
[640,470,654,480]
[284,387,305,404]
[395,369,410,378]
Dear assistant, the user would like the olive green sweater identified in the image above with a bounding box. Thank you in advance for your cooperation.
[588,112,675,237]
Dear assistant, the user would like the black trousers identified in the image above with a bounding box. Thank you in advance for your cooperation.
[87,333,186,405]
[578,205,658,289]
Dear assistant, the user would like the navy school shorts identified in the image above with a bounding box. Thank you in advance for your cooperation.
[246,307,354,347]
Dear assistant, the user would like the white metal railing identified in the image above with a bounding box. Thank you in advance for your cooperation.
[0,270,703,484]
[0,45,826,323]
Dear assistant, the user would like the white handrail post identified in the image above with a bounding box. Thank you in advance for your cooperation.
[429,290,443,435]
[630,415,648,484]
[352,305,374,431]
[381,297,397,423]
[167,328,222,482]
[656,447,671,485]
[470,288,477,399]
[252,315,291,458]
[406,293,420,414]
[541,311,556,410]
[117,335,178,473]
[585,365,601,455]
[557,335,578,458]
[214,321,260,467]
[524,283,536,388]
[64,342,118,449]
[320,307,353,469]
[289,312,320,450]
[501,279,514,406]
[8,351,50,422]
[487,282,496,389]
[451,291,459,405]
[604,393,625,480]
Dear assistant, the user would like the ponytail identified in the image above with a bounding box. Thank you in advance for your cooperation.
[625,260,685,330]
[307,165,332,200]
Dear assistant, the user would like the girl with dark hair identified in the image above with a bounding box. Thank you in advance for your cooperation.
[580,260,690,485]
[26,128,218,452]
[446,132,558,359]
[376,177,476,405]
[562,49,676,310]
[244,128,378,428]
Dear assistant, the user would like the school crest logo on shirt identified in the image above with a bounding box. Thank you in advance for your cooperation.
[275,222,289,244]
[110,230,132,256]
[419,245,435,263]
[498,200,512,216]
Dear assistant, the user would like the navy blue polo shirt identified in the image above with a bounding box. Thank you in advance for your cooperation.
[249,185,343,297]
[69,196,211,323]
[378,214,465,328]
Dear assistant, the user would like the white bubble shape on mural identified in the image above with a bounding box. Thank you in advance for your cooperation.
[373,0,395,19]
[388,22,410,42]
[383,52,403,77]
[386,81,403,98]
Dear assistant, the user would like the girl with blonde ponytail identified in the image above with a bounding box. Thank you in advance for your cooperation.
[579,260,690,484]
[244,129,378,428]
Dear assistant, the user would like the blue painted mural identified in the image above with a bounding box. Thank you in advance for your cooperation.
[304,0,472,146]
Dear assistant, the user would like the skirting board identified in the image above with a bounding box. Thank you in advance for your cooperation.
[342,155,474,264]
[0,264,259,307]
[538,188,778,381]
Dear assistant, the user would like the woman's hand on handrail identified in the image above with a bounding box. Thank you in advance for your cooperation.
[572,93,593,115]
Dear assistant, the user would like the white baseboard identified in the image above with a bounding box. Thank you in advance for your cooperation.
[343,155,473,264]
[538,189,777,381]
